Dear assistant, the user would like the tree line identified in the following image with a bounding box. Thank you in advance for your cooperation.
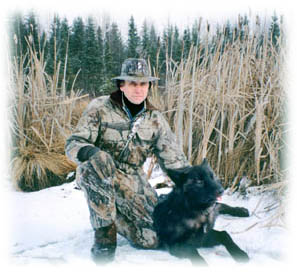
[8,11,282,96]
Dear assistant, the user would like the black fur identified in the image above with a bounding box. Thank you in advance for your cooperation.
[153,159,250,265]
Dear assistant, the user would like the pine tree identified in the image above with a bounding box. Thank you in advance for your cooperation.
[192,19,202,46]
[84,16,101,94]
[47,14,62,75]
[127,16,140,58]
[96,25,104,93]
[220,21,232,54]
[46,15,71,93]
[224,21,232,43]
[8,12,27,60]
[101,22,114,93]
[109,22,125,76]
[69,17,85,91]
[140,20,150,58]
[25,12,40,53]
[161,25,182,64]
[173,25,182,61]
[183,27,192,59]
[59,17,70,91]
[159,27,169,76]
[148,24,159,74]
[23,11,46,61]
[166,24,174,60]
[269,13,281,51]
[103,23,112,77]
[239,15,249,42]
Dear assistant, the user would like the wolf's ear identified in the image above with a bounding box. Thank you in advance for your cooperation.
[167,167,189,185]
[201,158,216,175]
[201,158,213,171]
[201,158,209,167]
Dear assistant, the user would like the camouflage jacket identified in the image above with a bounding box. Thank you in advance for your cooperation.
[65,90,190,175]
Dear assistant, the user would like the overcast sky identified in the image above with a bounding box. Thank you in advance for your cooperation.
[2,0,293,34]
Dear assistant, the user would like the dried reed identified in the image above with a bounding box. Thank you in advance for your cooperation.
[149,17,286,190]
[10,35,84,191]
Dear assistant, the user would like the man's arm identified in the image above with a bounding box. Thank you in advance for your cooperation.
[153,112,190,172]
[65,99,101,164]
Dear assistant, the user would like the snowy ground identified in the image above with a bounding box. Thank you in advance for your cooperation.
[2,163,291,275]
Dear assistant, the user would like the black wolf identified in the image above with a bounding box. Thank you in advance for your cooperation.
[153,159,250,265]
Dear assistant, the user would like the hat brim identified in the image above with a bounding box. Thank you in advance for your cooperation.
[112,76,159,82]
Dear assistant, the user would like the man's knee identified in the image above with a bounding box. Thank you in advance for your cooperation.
[76,151,116,191]
[76,150,116,183]
[89,150,116,178]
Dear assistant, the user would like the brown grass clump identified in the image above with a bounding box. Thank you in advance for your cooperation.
[10,36,85,191]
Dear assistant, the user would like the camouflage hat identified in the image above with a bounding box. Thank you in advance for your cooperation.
[112,58,159,82]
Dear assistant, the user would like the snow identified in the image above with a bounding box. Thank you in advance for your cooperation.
[1,161,292,276]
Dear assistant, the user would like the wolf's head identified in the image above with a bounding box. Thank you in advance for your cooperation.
[167,159,224,209]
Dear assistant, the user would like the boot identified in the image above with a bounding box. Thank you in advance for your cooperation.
[91,222,117,265]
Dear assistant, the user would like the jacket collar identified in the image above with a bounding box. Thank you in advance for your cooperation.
[109,90,157,111]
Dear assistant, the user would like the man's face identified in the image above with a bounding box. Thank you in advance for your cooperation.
[120,81,149,104]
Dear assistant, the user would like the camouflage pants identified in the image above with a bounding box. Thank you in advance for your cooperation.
[76,150,159,249]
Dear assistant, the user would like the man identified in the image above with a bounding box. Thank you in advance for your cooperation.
[65,58,190,264]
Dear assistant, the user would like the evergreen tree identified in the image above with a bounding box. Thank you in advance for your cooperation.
[147,24,159,74]
[127,16,140,58]
[109,22,125,76]
[47,14,62,75]
[23,11,47,62]
[161,25,182,64]
[101,22,114,93]
[239,15,249,42]
[46,15,70,90]
[69,17,85,91]
[84,16,101,94]
[24,12,41,53]
[224,21,232,43]
[59,17,70,90]
[172,25,182,61]
[8,12,27,59]
[159,27,169,75]
[182,27,192,59]
[192,19,201,46]
[269,13,281,51]
[166,24,174,60]
[140,20,150,58]
[96,25,104,92]
[103,23,112,77]
[220,21,232,54]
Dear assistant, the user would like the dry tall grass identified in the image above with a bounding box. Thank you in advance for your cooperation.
[10,16,286,195]
[150,18,286,189]
[10,37,86,191]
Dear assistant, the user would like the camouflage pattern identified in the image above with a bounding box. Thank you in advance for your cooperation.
[112,58,159,82]
[65,90,189,173]
[76,150,159,248]
[65,90,190,249]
